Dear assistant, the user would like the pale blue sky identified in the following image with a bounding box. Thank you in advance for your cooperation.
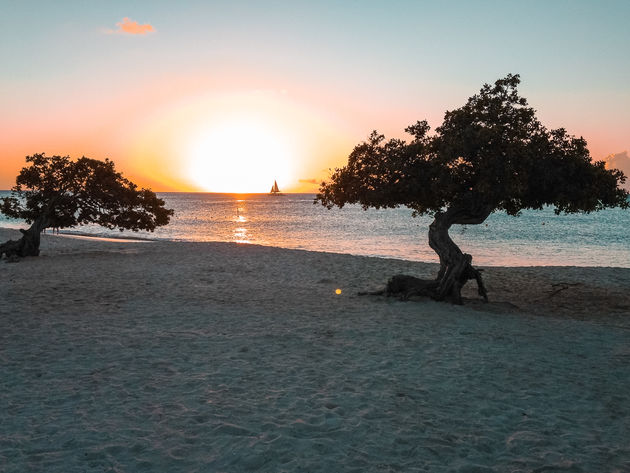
[1,0,628,189]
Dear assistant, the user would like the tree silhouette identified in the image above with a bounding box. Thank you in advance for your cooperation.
[0,154,173,258]
[317,75,628,303]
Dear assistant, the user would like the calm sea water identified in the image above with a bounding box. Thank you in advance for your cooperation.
[1,191,629,267]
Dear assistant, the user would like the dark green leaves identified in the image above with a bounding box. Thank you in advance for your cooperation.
[0,153,174,232]
[317,75,629,218]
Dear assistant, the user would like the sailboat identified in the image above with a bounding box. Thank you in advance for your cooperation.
[269,180,283,196]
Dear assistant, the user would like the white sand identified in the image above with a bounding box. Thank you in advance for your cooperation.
[1,227,629,472]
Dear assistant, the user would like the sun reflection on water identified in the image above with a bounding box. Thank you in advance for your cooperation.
[38,191,628,268]
[233,227,251,243]
[233,203,250,243]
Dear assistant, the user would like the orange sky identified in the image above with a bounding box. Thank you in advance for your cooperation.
[0,73,371,192]
[1,2,628,192]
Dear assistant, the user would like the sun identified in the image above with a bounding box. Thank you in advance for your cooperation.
[187,118,294,193]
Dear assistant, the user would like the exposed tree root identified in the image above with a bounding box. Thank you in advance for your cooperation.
[0,223,43,260]
[360,263,489,305]
[0,237,25,260]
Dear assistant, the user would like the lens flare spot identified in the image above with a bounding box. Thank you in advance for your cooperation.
[335,288,342,295]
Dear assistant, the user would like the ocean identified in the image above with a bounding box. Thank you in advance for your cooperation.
[1,191,629,267]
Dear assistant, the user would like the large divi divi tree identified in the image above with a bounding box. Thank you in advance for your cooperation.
[0,154,174,258]
[317,75,628,304]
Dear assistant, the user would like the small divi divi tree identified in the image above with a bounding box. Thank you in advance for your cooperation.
[317,75,628,304]
[0,154,174,258]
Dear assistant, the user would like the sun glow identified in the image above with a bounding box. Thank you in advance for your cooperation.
[187,118,294,193]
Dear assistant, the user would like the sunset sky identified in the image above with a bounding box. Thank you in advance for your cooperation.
[1,0,629,192]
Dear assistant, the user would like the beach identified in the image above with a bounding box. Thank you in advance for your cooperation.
[1,227,629,472]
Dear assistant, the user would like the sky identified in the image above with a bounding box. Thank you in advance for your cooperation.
[1,0,629,192]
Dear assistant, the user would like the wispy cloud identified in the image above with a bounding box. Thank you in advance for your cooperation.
[106,17,155,35]
[299,178,318,184]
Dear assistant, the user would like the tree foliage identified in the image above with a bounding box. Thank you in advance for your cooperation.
[1,153,173,233]
[317,75,628,303]
[318,74,628,218]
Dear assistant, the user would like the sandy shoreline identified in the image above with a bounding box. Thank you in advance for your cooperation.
[1,227,629,471]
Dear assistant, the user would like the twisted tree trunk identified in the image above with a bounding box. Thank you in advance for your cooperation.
[0,215,49,259]
[428,205,491,304]
[372,203,492,304]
